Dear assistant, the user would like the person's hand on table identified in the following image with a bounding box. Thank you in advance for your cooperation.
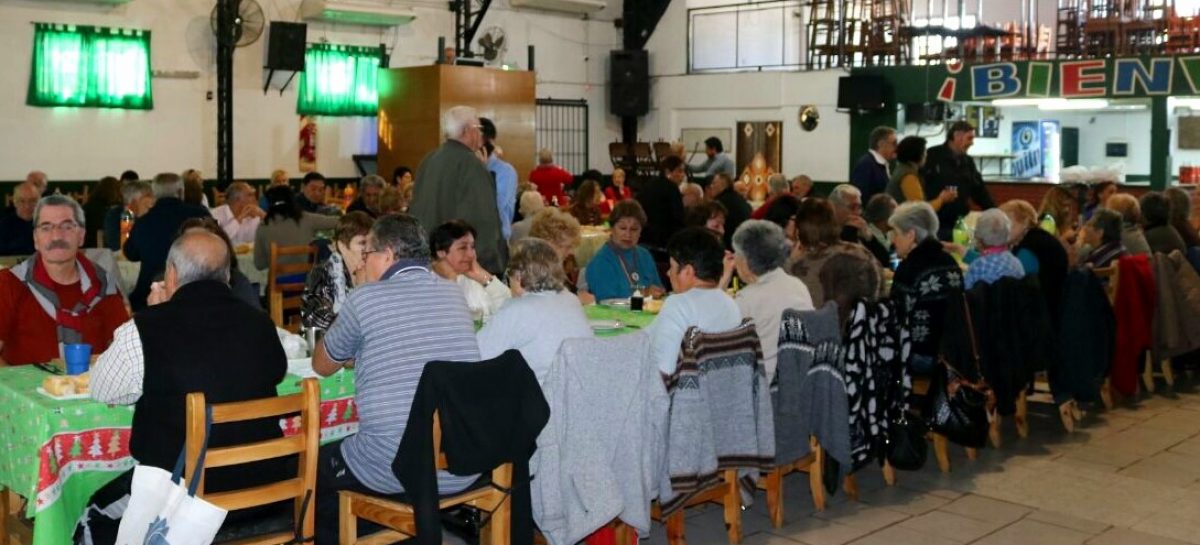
[645,286,667,298]
[577,289,595,305]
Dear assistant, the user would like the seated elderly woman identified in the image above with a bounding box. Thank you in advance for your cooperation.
[253,186,339,271]
[430,220,512,320]
[300,211,374,330]
[510,190,545,243]
[1078,208,1128,269]
[786,197,881,307]
[1105,193,1151,256]
[568,180,605,227]
[476,238,594,384]
[964,208,1025,290]
[1001,199,1069,324]
[1140,191,1187,256]
[684,200,728,238]
[584,200,666,300]
[888,202,963,373]
[529,208,584,294]
[1165,187,1200,248]
[730,220,814,382]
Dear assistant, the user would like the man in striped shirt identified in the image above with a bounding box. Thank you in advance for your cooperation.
[311,214,481,545]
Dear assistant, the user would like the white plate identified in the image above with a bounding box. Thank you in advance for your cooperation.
[37,387,90,401]
[589,319,624,331]
[599,298,631,307]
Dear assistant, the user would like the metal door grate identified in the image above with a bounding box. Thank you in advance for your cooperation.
[536,98,589,175]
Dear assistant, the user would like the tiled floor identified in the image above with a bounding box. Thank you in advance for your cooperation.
[640,380,1200,545]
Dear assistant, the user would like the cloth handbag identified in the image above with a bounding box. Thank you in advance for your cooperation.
[930,297,992,449]
[116,406,228,545]
[885,412,928,471]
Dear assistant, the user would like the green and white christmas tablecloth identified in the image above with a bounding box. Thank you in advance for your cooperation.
[0,366,358,545]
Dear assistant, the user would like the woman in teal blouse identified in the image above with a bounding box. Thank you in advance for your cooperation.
[584,200,666,301]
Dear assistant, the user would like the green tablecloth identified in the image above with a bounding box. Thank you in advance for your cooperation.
[0,366,357,545]
[585,304,656,336]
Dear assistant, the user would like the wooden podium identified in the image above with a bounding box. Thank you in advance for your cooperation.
[377,64,536,183]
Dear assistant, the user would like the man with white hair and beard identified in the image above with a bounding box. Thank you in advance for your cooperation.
[409,105,507,275]
[0,194,127,365]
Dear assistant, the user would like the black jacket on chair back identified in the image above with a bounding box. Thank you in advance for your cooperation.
[131,280,289,493]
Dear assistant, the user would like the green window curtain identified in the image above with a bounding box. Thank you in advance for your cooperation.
[26,23,153,110]
[297,44,382,117]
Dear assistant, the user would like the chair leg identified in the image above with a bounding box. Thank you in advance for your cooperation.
[723,469,742,545]
[1059,400,1076,433]
[764,469,783,528]
[1015,391,1029,438]
[932,433,951,473]
[810,446,827,512]
[882,460,896,486]
[665,510,686,545]
[1101,379,1115,410]
[339,493,356,545]
[989,413,1003,448]
[843,473,859,501]
[1164,359,1176,387]
[1144,352,1157,393]
[965,447,978,461]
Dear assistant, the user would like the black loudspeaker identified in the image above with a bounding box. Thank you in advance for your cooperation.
[610,50,648,117]
[266,22,307,71]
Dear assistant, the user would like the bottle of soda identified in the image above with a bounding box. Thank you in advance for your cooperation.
[1039,213,1057,236]
[119,208,134,249]
[952,216,970,247]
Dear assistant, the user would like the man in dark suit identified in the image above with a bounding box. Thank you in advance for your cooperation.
[706,173,752,249]
[850,126,897,204]
[123,172,210,311]
[922,121,997,240]
[636,155,687,251]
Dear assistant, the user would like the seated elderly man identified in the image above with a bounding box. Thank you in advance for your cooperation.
[0,182,39,256]
[1078,208,1128,269]
[0,195,127,365]
[680,181,705,209]
[310,214,481,545]
[888,202,963,373]
[124,172,211,311]
[964,208,1025,289]
[210,181,265,245]
[79,230,288,544]
[829,184,891,268]
[750,174,791,220]
[102,180,155,251]
[646,227,742,376]
[477,238,594,384]
[347,174,386,218]
[729,220,814,382]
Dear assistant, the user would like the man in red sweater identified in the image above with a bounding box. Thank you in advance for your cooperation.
[529,148,572,205]
[0,194,128,365]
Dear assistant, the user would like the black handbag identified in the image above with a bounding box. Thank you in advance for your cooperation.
[930,296,992,449]
[886,411,928,470]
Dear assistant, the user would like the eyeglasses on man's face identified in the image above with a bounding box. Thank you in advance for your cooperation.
[35,221,80,234]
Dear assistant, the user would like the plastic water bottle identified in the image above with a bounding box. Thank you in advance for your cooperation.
[1039,214,1058,236]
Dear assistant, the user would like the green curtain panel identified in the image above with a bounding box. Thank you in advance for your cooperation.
[26,23,153,110]
[297,43,382,117]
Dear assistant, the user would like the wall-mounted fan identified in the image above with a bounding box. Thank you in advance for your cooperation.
[799,105,820,132]
[210,0,266,48]
[477,26,507,63]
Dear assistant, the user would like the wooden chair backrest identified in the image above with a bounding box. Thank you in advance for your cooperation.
[268,243,317,331]
[185,378,320,542]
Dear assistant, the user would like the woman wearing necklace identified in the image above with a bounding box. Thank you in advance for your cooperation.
[584,200,666,301]
[430,220,512,320]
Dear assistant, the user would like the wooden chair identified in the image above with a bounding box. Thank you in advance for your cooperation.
[184,378,320,545]
[268,243,317,333]
[338,411,513,545]
[756,437,875,526]
[652,471,741,545]
[912,378,979,473]
[1092,265,1119,411]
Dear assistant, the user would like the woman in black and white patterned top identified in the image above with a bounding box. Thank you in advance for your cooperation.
[888,201,963,375]
[301,211,374,330]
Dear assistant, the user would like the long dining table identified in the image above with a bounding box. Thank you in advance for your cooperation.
[0,303,654,544]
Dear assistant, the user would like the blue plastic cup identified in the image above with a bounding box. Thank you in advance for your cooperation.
[64,344,92,376]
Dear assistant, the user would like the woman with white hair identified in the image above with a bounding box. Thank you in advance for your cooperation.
[730,220,814,381]
[964,208,1025,289]
[476,238,594,384]
[510,190,545,243]
[889,202,963,372]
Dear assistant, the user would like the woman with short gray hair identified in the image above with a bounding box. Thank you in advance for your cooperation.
[964,208,1025,289]
[888,202,963,372]
[730,220,813,381]
[476,238,594,384]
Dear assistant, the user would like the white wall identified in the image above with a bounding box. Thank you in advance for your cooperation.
[0,0,622,181]
[643,0,851,182]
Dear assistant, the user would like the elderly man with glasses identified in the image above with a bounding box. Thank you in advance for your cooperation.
[0,194,128,365]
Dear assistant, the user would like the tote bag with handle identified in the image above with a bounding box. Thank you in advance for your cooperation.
[116,406,228,545]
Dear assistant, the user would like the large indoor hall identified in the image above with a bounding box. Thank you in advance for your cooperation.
[2,0,1200,544]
